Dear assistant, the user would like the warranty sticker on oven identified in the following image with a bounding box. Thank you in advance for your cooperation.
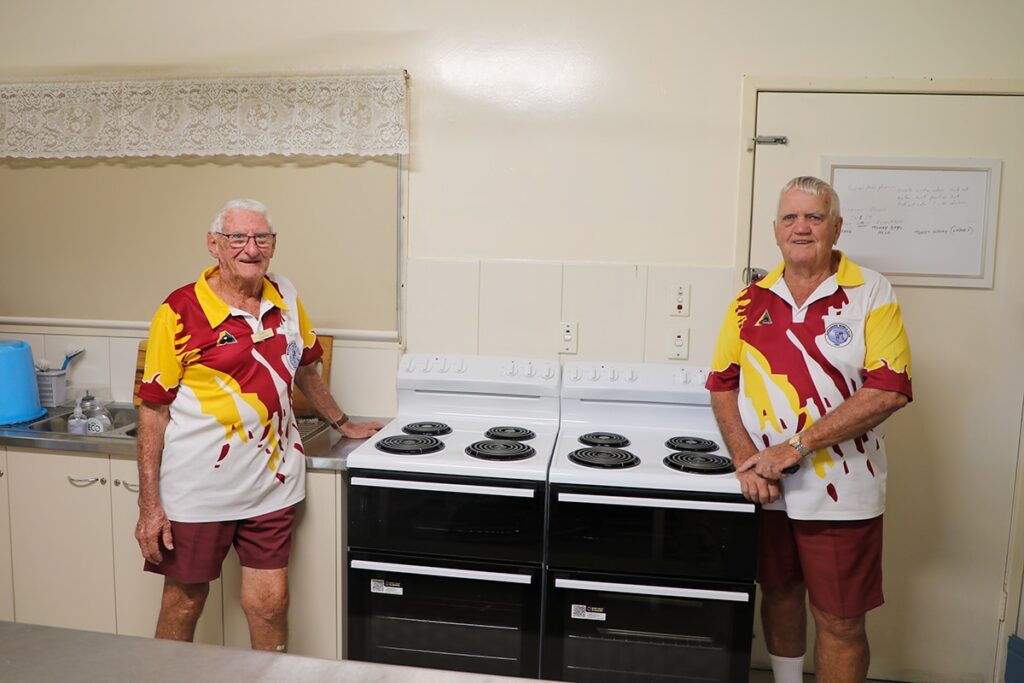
[370,579,404,596]
[570,604,607,621]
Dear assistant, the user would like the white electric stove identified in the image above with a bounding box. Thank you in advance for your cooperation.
[346,353,561,480]
[542,361,757,683]
[548,360,741,494]
[346,353,560,677]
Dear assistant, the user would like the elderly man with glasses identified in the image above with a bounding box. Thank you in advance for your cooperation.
[134,198,382,652]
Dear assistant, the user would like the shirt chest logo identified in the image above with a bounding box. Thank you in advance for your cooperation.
[286,341,302,368]
[825,322,854,347]
[217,330,238,345]
[755,310,773,326]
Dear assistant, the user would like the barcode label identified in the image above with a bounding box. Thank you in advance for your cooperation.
[570,604,607,621]
[370,578,403,595]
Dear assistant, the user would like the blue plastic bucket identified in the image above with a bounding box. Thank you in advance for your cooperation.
[0,340,46,425]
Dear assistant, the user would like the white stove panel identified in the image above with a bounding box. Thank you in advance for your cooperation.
[553,361,740,494]
[549,424,740,494]
[348,415,557,481]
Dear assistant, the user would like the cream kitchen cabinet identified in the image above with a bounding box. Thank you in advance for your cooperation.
[109,456,223,644]
[222,468,342,659]
[6,448,223,641]
[0,448,14,622]
[8,448,117,632]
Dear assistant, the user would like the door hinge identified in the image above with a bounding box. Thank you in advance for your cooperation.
[753,135,788,145]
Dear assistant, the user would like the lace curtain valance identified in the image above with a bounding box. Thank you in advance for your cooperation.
[0,73,409,159]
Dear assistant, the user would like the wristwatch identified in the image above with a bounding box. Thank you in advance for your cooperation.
[788,434,812,458]
[328,414,350,432]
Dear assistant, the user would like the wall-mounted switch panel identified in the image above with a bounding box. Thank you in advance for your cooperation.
[560,321,579,354]
[668,328,689,360]
[670,284,690,317]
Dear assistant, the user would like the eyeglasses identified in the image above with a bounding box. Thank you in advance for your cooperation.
[214,232,277,249]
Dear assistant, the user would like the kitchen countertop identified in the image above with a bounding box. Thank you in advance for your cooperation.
[0,621,546,683]
[0,407,383,471]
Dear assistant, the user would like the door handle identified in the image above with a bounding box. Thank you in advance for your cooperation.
[351,559,532,585]
[67,476,106,487]
[350,476,534,498]
[558,492,754,513]
[555,578,749,603]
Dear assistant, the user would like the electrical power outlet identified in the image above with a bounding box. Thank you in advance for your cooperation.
[670,284,690,317]
[668,328,689,360]
[560,321,579,354]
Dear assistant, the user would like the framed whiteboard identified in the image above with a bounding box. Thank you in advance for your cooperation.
[822,157,1001,288]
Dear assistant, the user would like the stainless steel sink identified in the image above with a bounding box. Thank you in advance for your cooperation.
[27,404,137,437]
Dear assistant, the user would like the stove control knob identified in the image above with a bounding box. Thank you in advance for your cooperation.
[542,365,556,379]
[606,368,619,381]
[423,358,434,372]
[626,369,639,382]
[589,366,601,381]
[454,359,467,373]
[524,362,536,377]
[674,369,690,384]
[568,367,581,381]
[695,368,708,385]
[503,361,517,377]
[438,359,450,373]
[402,356,416,372]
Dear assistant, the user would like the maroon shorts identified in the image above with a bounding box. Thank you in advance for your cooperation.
[144,504,298,585]
[757,510,884,618]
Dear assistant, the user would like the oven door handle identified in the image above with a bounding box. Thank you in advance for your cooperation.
[351,559,533,584]
[555,578,749,603]
[350,476,535,498]
[557,492,754,513]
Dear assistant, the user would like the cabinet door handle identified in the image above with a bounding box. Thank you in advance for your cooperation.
[67,476,106,487]
[114,479,140,493]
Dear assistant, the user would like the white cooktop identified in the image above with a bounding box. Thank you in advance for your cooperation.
[550,361,741,494]
[346,353,561,481]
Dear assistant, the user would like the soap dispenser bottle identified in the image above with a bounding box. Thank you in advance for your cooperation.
[67,404,88,435]
[80,391,113,434]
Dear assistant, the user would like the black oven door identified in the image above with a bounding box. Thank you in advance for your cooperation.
[542,569,755,683]
[348,470,546,564]
[348,551,542,678]
[547,485,759,581]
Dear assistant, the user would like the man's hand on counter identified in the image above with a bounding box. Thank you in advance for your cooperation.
[339,420,385,440]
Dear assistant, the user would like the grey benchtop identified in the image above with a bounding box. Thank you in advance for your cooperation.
[0,621,544,683]
[0,409,386,472]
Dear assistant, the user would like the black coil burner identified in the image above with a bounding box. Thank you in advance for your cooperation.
[665,436,720,453]
[375,435,445,455]
[578,432,631,448]
[484,426,536,441]
[466,440,536,461]
[401,421,452,436]
[568,447,640,469]
[663,451,735,474]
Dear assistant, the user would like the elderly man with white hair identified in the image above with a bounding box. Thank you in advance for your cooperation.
[707,177,912,683]
[135,199,381,652]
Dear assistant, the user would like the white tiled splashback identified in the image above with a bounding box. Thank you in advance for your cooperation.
[0,330,399,419]
[405,257,736,365]
[1,259,734,414]
[0,331,141,404]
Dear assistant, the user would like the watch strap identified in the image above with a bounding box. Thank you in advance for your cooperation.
[789,434,812,458]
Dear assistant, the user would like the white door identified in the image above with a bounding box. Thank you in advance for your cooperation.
[746,91,1024,682]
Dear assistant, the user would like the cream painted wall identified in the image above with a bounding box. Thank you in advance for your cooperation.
[4,1,1024,679]
[3,1,1023,269]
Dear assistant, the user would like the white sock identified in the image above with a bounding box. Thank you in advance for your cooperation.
[768,653,805,683]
